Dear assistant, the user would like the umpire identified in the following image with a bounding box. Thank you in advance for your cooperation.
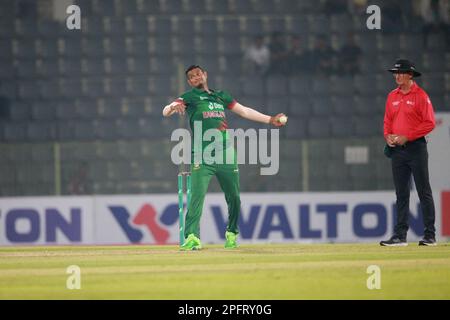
[380,59,437,246]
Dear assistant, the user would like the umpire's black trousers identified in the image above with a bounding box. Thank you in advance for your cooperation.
[391,137,436,239]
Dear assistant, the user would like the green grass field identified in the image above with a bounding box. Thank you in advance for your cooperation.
[1,243,449,300]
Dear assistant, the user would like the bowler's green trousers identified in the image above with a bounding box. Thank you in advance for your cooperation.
[184,156,240,239]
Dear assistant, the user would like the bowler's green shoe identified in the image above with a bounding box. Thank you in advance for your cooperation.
[180,234,202,251]
[224,231,238,249]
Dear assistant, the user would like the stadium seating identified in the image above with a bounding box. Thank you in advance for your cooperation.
[0,0,448,195]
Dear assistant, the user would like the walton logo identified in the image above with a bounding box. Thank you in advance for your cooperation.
[109,204,179,244]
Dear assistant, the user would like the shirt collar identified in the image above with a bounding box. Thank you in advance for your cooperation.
[395,81,418,95]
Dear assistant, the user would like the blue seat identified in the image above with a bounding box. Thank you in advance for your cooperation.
[285,117,307,139]
[82,59,105,76]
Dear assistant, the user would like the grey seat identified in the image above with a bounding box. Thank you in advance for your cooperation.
[308,117,331,138]
[332,96,354,116]
[330,14,353,34]
[330,117,353,138]
[103,77,128,97]
[96,98,123,118]
[311,97,332,116]
[60,79,83,99]
[289,97,312,116]
[331,76,354,96]
[265,76,289,96]
[3,123,27,141]
[82,38,105,57]
[221,17,241,35]
[242,77,264,96]
[174,17,197,36]
[56,101,78,120]
[16,60,37,78]
[116,119,140,139]
[266,97,289,115]
[244,18,264,36]
[265,17,287,34]
[18,81,40,100]
[82,77,105,97]
[12,39,36,59]
[26,122,56,141]
[354,116,382,137]
[289,16,310,35]
[197,17,219,36]
[31,102,56,121]
[289,76,312,97]
[95,120,119,140]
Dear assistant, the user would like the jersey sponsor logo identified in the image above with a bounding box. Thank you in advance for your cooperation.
[208,102,224,110]
[200,96,209,100]
[392,101,400,107]
[406,100,415,106]
[203,111,225,118]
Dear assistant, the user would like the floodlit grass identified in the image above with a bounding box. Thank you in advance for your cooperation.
[1,243,449,299]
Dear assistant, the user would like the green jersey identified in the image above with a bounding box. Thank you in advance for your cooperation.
[175,88,237,160]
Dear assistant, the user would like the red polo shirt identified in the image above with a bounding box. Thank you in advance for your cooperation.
[383,82,435,142]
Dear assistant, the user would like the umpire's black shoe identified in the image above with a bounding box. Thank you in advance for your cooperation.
[380,237,408,246]
[418,238,437,246]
